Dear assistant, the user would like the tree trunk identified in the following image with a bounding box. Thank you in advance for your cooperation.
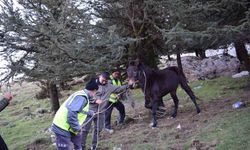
[195,49,206,59]
[137,45,158,69]
[234,41,250,72]
[176,51,183,72]
[235,42,244,63]
[200,50,206,59]
[167,55,172,61]
[49,81,60,114]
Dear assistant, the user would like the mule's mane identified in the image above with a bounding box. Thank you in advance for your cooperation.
[138,63,155,75]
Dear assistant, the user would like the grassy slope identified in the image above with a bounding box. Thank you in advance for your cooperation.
[0,76,249,150]
[100,76,250,150]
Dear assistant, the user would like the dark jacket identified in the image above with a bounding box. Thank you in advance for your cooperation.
[0,98,9,112]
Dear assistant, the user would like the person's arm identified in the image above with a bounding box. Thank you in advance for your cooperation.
[0,99,9,112]
[108,83,129,94]
[109,79,135,94]
[0,92,13,112]
[66,95,87,132]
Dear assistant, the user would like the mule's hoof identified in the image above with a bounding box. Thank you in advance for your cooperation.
[171,114,177,118]
[149,122,157,128]
[168,116,174,119]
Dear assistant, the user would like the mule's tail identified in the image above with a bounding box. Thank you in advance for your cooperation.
[169,66,201,113]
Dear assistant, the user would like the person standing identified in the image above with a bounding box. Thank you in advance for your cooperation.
[81,72,132,150]
[0,92,13,150]
[51,79,99,150]
[104,70,125,133]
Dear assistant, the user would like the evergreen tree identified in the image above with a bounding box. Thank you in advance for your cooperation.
[0,0,112,113]
[89,0,169,68]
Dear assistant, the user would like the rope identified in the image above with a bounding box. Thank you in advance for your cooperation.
[142,70,147,95]
[95,102,101,150]
[94,88,134,150]
[81,100,113,127]
[82,88,136,150]
[80,98,112,150]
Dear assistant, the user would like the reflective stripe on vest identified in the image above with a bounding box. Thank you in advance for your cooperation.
[53,90,89,134]
[109,76,122,103]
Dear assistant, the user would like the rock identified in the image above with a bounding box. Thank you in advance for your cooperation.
[160,56,240,81]
[0,121,9,126]
[35,108,49,114]
[232,71,249,78]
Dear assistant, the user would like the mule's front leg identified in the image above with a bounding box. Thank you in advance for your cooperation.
[144,95,152,109]
[151,100,158,127]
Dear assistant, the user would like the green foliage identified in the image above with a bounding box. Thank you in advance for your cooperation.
[0,0,115,84]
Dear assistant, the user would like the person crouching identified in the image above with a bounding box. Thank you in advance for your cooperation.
[51,79,98,150]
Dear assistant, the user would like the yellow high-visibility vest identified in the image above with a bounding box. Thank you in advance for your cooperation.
[109,76,122,103]
[53,90,89,135]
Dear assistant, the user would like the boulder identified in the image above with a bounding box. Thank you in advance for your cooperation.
[160,56,240,81]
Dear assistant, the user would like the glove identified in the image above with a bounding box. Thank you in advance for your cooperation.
[87,110,95,117]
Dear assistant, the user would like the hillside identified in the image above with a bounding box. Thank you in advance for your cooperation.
[0,76,250,150]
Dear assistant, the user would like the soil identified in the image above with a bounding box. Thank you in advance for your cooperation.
[98,90,250,150]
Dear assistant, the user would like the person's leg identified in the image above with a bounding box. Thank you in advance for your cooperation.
[81,115,93,150]
[92,113,105,149]
[114,101,125,124]
[104,102,114,129]
[71,133,82,150]
[0,135,8,150]
[55,133,71,150]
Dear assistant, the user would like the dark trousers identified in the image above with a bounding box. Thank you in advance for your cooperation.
[105,101,125,129]
[0,135,8,150]
[55,133,82,150]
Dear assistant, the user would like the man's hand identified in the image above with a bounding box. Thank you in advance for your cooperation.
[128,80,134,86]
[116,94,122,100]
[3,92,13,102]
[87,110,95,117]
[95,99,102,104]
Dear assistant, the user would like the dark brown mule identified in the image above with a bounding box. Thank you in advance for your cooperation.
[127,61,201,127]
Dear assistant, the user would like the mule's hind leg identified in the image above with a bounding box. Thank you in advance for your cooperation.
[180,83,201,113]
[170,91,179,118]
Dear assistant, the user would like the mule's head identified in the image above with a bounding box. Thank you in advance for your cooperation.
[127,60,140,85]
